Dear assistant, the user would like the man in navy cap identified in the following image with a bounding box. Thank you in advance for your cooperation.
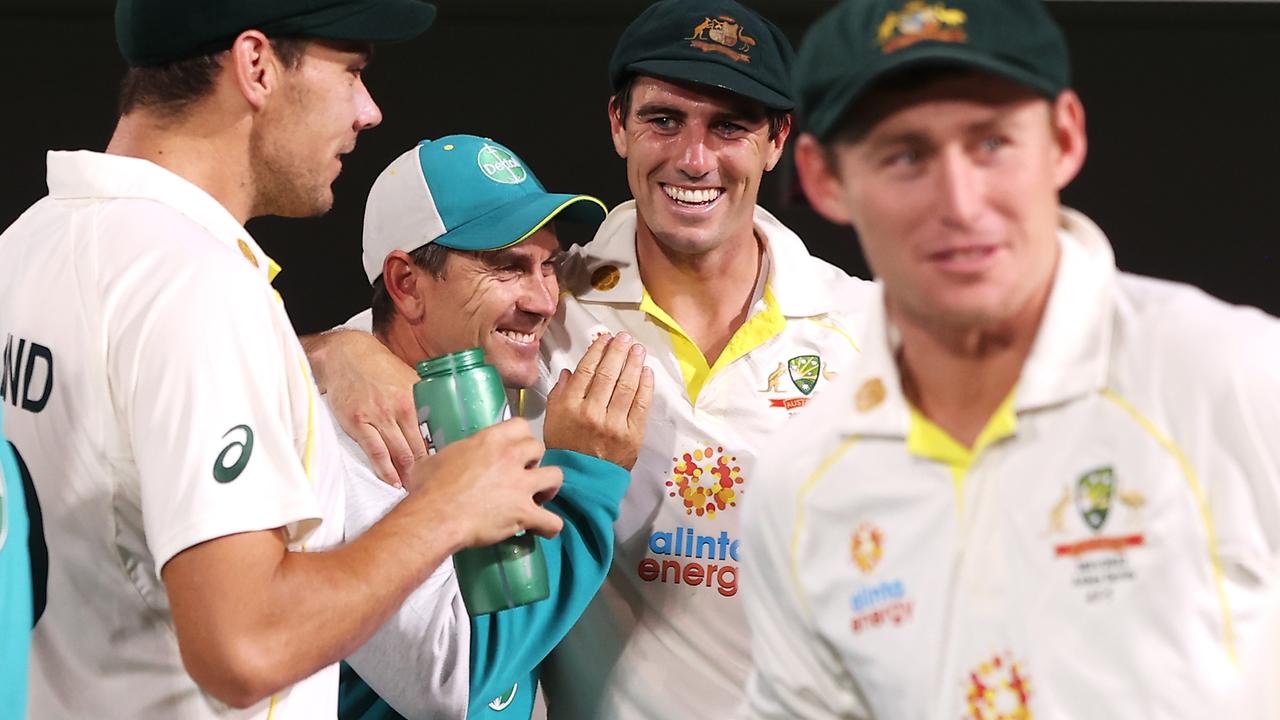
[744,1,1280,717]
[0,2,567,718]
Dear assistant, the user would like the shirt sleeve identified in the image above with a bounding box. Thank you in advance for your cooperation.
[467,449,629,709]
[743,445,869,719]
[339,434,469,720]
[108,243,324,577]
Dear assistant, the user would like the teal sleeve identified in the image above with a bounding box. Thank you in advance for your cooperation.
[466,449,629,719]
[1,417,32,720]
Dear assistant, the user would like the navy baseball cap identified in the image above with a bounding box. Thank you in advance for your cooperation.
[609,0,796,110]
[116,0,437,67]
[795,0,1070,138]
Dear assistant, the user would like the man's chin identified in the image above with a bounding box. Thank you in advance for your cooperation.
[488,354,539,391]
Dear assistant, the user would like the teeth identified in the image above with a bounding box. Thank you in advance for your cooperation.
[663,185,722,204]
[498,330,535,344]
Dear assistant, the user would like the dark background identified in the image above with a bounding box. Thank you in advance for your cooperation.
[3,1,1278,333]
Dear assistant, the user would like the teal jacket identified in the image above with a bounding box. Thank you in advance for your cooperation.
[1,407,33,720]
[340,449,629,720]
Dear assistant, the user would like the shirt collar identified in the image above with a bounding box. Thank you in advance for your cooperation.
[835,208,1117,438]
[46,150,282,283]
[568,200,837,317]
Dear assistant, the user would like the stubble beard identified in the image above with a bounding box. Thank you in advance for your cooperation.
[249,133,333,219]
[247,95,334,219]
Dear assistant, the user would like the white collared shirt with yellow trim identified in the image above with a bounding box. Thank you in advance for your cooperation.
[0,151,346,719]
[530,201,876,720]
[743,209,1280,719]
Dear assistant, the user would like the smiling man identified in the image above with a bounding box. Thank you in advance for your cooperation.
[743,0,1280,717]
[528,2,874,718]
[335,134,654,720]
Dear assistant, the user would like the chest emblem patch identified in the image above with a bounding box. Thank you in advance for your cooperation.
[1075,466,1114,531]
[665,445,745,518]
[788,355,820,396]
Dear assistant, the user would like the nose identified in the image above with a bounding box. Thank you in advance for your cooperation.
[936,146,982,228]
[518,271,559,319]
[674,126,714,180]
[354,80,383,132]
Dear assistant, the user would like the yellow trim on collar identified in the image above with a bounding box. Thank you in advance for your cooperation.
[267,257,283,284]
[907,391,1017,512]
[639,286,786,405]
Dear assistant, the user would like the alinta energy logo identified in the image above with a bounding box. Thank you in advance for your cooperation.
[637,443,745,598]
[665,445,745,519]
[848,523,914,634]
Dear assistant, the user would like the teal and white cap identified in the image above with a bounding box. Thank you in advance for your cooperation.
[362,134,607,283]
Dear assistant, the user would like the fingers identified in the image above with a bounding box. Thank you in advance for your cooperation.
[605,342,646,422]
[582,333,634,415]
[349,423,402,488]
[378,405,420,486]
[477,418,545,469]
[564,333,611,399]
[546,368,571,404]
[523,506,565,539]
[527,464,563,504]
[628,365,655,431]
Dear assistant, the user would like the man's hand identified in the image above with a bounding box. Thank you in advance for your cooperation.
[405,418,564,547]
[542,333,654,470]
[302,329,424,488]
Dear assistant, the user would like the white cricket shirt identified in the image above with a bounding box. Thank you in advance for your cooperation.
[744,209,1280,718]
[0,151,346,719]
[533,201,875,719]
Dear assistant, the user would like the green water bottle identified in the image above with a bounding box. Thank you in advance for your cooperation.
[413,348,550,615]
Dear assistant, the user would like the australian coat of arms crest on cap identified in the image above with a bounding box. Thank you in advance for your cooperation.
[877,1,968,54]
[688,15,757,63]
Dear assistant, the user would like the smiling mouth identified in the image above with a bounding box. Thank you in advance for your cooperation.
[662,184,723,206]
[496,329,537,345]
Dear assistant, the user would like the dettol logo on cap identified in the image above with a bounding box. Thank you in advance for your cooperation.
[477,144,527,184]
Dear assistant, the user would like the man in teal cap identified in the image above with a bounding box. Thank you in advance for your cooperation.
[332,134,653,720]
[0,2,573,718]
[744,0,1280,717]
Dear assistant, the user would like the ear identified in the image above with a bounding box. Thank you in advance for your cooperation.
[793,133,855,226]
[762,113,793,173]
[226,30,281,112]
[1050,90,1088,191]
[608,96,629,160]
[382,251,429,324]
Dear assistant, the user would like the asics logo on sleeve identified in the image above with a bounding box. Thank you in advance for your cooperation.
[213,424,254,484]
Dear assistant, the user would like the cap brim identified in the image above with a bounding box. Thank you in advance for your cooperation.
[299,0,437,44]
[628,58,794,111]
[812,44,1061,139]
[435,194,608,252]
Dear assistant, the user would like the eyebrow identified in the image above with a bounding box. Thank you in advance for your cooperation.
[634,102,686,119]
